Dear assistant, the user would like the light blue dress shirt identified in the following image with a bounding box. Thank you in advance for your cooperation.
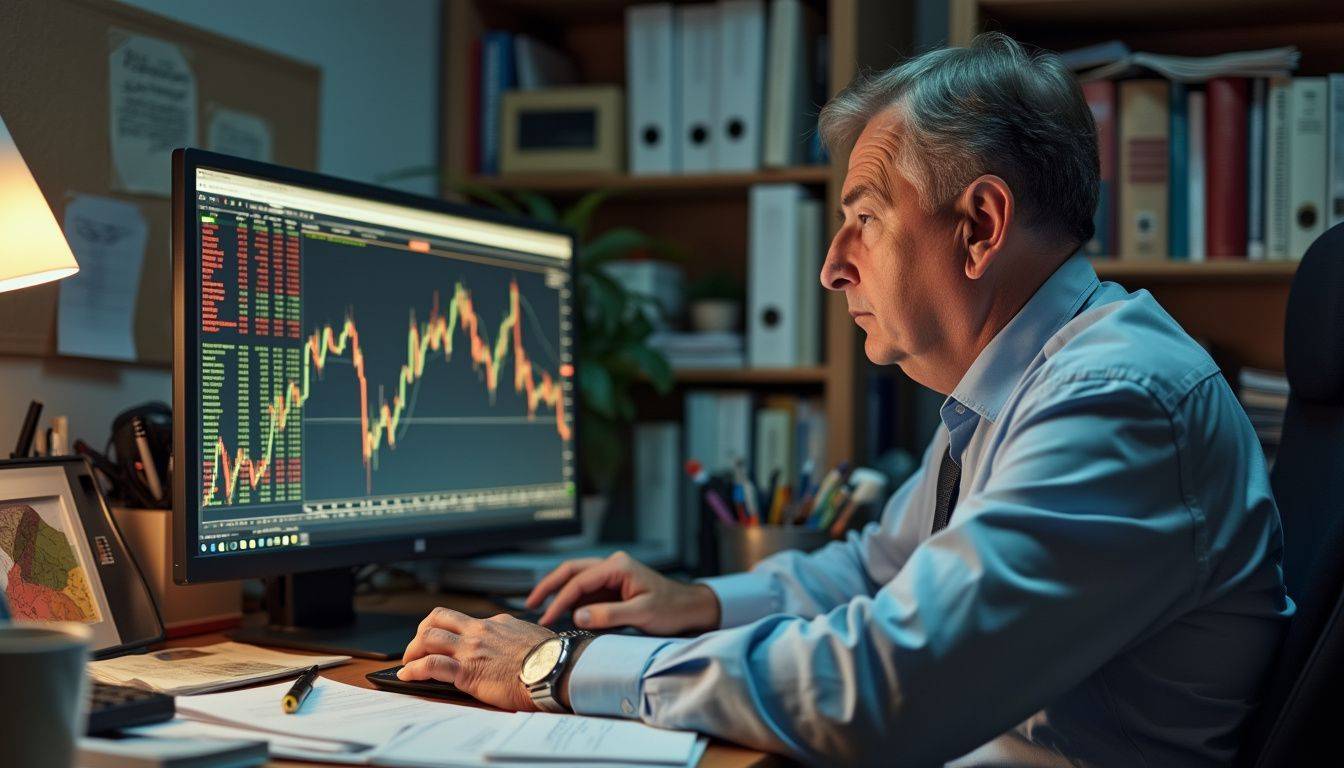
[568,256,1292,767]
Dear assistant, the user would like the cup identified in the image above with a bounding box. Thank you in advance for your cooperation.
[0,623,93,768]
[716,523,833,574]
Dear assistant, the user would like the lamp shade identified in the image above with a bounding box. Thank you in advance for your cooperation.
[0,113,79,293]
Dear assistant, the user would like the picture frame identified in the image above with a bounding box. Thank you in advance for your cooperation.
[500,85,625,174]
[0,457,162,658]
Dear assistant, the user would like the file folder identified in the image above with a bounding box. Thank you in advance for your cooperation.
[625,3,678,175]
[714,0,765,171]
[677,4,718,173]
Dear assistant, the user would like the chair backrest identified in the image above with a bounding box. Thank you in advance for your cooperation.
[1238,222,1344,767]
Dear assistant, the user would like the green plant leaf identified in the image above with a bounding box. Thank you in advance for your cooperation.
[626,344,673,394]
[449,181,524,216]
[580,414,624,492]
[514,191,560,224]
[578,360,616,419]
[562,189,615,240]
[581,227,653,266]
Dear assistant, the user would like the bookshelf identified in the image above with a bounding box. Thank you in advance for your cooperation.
[440,0,917,468]
[951,0,1341,371]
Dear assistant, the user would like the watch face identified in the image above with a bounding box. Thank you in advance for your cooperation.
[520,638,563,685]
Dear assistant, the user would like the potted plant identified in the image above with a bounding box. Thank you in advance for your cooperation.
[685,270,745,333]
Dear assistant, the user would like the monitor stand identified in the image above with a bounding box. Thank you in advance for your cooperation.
[229,568,420,659]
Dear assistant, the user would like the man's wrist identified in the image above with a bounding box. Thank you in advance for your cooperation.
[557,635,596,711]
[688,583,723,631]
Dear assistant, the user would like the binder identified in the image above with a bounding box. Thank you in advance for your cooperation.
[714,0,766,171]
[763,0,808,168]
[625,3,678,175]
[479,31,516,176]
[1118,80,1169,260]
[796,197,823,366]
[634,422,681,563]
[1205,78,1249,260]
[1329,74,1344,229]
[676,4,718,173]
[749,184,804,366]
[1264,78,1292,260]
[1288,77,1327,260]
[1168,82,1189,260]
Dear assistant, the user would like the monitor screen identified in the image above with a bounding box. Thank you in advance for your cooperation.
[173,151,578,582]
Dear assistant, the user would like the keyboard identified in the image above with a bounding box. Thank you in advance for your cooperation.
[86,681,175,735]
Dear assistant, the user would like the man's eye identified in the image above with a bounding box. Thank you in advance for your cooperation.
[857,214,872,226]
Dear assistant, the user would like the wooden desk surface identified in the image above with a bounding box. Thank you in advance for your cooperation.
[161,591,781,768]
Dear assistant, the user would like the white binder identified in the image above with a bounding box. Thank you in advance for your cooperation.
[1288,77,1327,260]
[763,0,808,168]
[714,0,765,171]
[749,184,805,367]
[795,197,823,365]
[677,4,718,173]
[625,4,678,175]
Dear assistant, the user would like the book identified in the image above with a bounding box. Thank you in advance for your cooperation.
[513,35,577,90]
[1206,78,1249,259]
[1169,82,1189,260]
[1265,77,1293,260]
[1247,78,1268,260]
[1329,73,1344,228]
[1187,89,1206,261]
[1288,77,1328,259]
[634,422,682,563]
[479,31,516,175]
[1078,46,1299,83]
[1082,80,1117,257]
[1118,80,1170,260]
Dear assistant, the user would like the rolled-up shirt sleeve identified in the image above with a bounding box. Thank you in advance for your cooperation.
[580,378,1203,765]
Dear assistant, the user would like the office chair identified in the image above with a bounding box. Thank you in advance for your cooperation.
[1237,222,1344,767]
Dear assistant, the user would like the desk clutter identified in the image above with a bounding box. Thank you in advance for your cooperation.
[111,676,706,767]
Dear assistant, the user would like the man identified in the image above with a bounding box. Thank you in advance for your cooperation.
[398,33,1291,766]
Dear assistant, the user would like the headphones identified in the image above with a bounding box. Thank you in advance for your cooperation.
[76,401,172,509]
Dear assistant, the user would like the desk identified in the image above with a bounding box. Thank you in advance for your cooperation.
[159,590,781,768]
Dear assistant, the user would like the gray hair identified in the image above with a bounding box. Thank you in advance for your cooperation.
[818,32,1098,247]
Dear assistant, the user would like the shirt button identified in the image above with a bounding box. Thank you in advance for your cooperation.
[621,698,634,715]
[955,404,966,415]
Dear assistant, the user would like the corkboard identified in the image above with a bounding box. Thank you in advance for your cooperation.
[0,0,319,364]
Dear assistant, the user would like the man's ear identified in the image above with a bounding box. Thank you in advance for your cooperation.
[956,175,1013,280]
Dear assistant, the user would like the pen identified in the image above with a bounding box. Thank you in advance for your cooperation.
[132,415,164,502]
[282,664,320,714]
[685,460,737,526]
[801,461,851,527]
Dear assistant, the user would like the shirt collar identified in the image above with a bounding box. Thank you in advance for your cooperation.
[943,255,1101,430]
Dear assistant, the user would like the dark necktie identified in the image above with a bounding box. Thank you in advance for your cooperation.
[931,447,961,535]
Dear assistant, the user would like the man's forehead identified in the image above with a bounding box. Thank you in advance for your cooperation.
[843,108,907,202]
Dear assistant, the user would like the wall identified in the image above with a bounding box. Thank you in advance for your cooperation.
[0,0,440,449]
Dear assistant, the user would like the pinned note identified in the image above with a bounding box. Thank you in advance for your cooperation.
[207,106,274,162]
[57,195,147,361]
[108,32,197,196]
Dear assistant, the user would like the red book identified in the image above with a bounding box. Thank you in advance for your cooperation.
[1206,77,1249,259]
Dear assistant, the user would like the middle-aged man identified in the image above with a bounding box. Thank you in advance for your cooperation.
[398,33,1292,766]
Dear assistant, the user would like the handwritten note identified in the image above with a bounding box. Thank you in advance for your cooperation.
[57,195,146,361]
[108,32,197,196]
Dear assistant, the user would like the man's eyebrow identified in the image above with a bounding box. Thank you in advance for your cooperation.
[841,185,871,209]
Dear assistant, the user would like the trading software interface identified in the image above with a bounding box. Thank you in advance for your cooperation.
[191,168,576,556]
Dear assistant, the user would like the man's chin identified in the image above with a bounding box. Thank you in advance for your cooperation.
[862,336,903,367]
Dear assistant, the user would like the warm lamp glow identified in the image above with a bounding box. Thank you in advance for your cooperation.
[0,113,79,293]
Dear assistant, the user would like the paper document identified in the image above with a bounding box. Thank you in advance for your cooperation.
[488,711,699,764]
[88,641,348,695]
[175,678,444,750]
[129,717,369,761]
[57,194,147,362]
[108,32,197,196]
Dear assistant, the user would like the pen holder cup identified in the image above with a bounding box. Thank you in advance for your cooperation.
[716,523,834,574]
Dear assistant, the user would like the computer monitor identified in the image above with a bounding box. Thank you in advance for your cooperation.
[172,149,579,657]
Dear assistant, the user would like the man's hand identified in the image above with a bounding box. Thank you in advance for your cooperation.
[398,607,555,712]
[525,550,721,635]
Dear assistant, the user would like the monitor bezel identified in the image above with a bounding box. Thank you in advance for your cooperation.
[172,148,582,585]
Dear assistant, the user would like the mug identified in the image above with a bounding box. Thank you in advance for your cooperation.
[0,622,92,768]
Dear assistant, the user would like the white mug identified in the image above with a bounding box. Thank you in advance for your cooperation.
[0,623,92,768]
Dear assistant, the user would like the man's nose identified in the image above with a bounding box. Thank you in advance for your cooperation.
[820,228,858,291]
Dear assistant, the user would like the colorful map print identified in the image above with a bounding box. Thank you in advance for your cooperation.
[0,503,98,622]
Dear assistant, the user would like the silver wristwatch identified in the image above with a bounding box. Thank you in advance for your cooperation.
[519,630,595,713]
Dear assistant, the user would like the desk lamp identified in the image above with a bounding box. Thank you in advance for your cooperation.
[0,113,80,292]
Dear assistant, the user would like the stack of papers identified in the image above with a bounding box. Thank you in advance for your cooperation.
[132,678,707,767]
[1068,43,1299,83]
[89,642,349,695]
